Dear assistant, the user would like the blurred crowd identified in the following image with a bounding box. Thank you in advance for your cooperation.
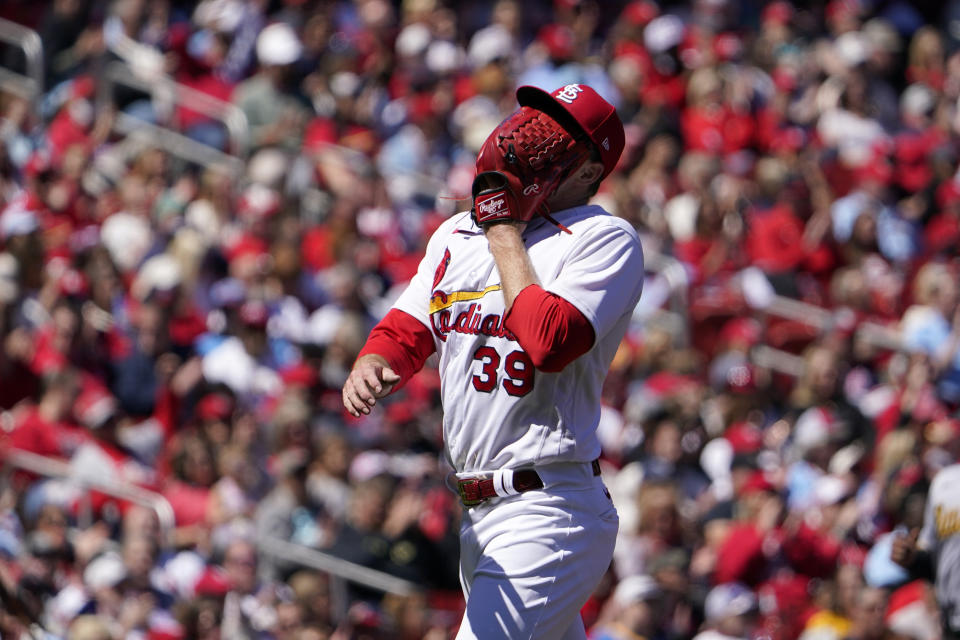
[1,0,960,638]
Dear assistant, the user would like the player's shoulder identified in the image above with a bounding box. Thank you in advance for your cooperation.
[423,211,479,249]
[562,205,640,239]
[559,205,643,255]
[931,463,960,489]
[434,211,475,237]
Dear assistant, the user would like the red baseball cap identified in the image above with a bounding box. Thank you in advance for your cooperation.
[280,362,317,387]
[856,159,893,186]
[196,392,233,422]
[726,421,763,454]
[75,383,118,429]
[623,1,659,27]
[740,470,776,496]
[516,84,625,179]
[238,300,269,328]
[762,1,794,25]
[826,0,859,20]
[538,24,575,61]
[194,567,232,597]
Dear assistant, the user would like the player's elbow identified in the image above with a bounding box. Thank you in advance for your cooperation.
[505,286,595,372]
[526,341,588,373]
[529,351,568,373]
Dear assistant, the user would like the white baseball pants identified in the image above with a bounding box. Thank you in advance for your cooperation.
[455,462,619,640]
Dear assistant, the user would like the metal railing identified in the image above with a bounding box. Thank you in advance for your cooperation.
[0,18,43,107]
[856,320,906,351]
[257,535,421,619]
[0,447,175,544]
[749,292,909,374]
[644,252,690,320]
[112,110,245,179]
[760,293,907,353]
[750,344,807,377]
[95,60,250,180]
[635,252,691,349]
[99,61,250,157]
[256,535,418,596]
[764,294,836,331]
[0,446,423,620]
[638,248,914,377]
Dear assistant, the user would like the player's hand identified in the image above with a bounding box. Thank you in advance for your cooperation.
[891,527,919,568]
[343,354,401,417]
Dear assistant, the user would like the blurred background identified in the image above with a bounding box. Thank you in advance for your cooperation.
[0,0,958,638]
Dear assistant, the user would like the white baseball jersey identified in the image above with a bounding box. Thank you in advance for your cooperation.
[919,463,960,631]
[392,205,644,473]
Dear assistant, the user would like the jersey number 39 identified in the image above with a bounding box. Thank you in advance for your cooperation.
[471,346,535,397]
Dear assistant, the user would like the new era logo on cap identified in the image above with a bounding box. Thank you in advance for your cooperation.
[516,84,625,179]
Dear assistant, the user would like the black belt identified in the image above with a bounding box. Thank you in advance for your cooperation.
[456,459,601,507]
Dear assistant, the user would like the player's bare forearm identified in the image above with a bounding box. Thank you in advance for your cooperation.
[484,223,539,310]
[342,353,401,417]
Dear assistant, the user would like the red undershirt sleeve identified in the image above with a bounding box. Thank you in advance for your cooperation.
[503,284,595,373]
[357,309,436,388]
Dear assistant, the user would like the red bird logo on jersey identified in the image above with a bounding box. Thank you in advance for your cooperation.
[433,248,451,290]
[428,246,513,342]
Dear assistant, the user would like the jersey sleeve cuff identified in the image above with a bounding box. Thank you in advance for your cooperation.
[504,284,594,372]
[357,309,436,387]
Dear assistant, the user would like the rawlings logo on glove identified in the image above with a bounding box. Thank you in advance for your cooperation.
[476,192,507,218]
[473,175,517,225]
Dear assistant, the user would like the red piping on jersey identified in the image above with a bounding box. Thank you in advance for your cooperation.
[504,285,595,373]
[357,309,435,387]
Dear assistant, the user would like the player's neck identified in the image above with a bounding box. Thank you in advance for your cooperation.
[547,194,590,212]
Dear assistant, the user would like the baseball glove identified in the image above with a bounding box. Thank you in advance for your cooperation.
[471,106,592,230]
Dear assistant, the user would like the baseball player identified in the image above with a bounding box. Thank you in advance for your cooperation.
[891,462,960,638]
[343,83,644,639]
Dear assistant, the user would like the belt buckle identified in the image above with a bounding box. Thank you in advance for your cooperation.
[457,478,483,507]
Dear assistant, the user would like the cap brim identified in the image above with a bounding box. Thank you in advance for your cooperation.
[516,86,592,144]
[516,84,624,178]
